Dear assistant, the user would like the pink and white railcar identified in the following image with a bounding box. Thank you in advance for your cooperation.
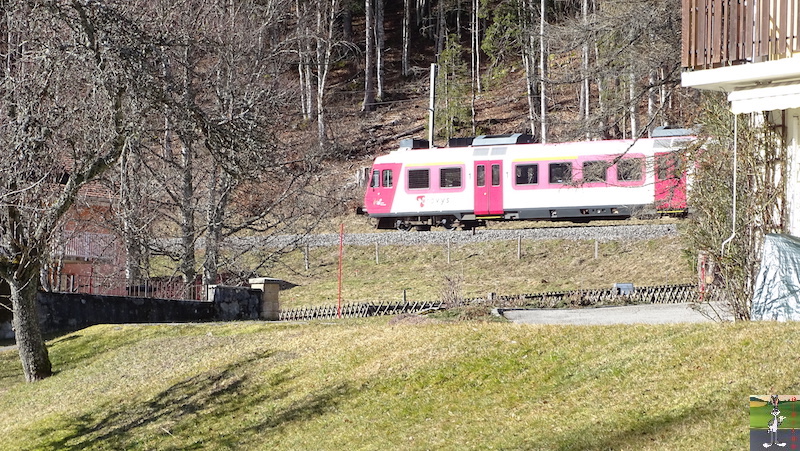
[363,131,692,230]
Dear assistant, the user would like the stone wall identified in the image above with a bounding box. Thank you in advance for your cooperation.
[0,284,270,340]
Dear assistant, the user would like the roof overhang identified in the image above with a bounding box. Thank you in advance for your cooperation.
[682,57,800,114]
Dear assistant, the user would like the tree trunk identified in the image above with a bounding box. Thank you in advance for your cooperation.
[342,4,352,41]
[203,165,231,293]
[521,0,539,140]
[628,70,638,138]
[376,0,385,101]
[179,139,196,287]
[580,0,590,139]
[8,266,52,382]
[402,0,410,77]
[539,0,547,143]
[362,0,375,111]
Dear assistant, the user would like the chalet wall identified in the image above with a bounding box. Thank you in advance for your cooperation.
[0,285,268,340]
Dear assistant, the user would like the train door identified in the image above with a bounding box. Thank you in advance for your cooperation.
[654,151,687,212]
[474,160,504,215]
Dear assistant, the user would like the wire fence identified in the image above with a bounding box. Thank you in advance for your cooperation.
[279,283,704,321]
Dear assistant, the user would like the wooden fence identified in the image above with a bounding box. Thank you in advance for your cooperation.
[682,0,800,70]
[279,283,703,321]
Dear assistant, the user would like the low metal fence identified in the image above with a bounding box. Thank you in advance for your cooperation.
[480,283,701,307]
[279,284,704,321]
[280,300,443,321]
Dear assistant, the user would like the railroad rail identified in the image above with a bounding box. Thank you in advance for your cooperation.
[279,283,704,321]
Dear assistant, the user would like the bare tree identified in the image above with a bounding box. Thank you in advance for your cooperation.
[362,0,376,111]
[0,0,159,381]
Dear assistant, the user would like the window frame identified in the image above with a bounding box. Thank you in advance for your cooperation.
[407,168,431,190]
[439,167,462,189]
[514,163,539,186]
[382,169,393,188]
[616,157,644,183]
[548,162,573,185]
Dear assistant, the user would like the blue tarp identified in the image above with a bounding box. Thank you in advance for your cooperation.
[751,234,800,321]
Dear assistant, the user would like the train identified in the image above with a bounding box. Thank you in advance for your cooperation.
[361,128,694,231]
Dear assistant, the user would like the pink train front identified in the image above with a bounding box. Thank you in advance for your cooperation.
[363,131,692,230]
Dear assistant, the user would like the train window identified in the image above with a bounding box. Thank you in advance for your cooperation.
[408,169,430,189]
[492,164,501,186]
[370,170,380,187]
[515,164,539,185]
[440,167,462,188]
[549,162,572,184]
[476,165,485,187]
[582,160,609,182]
[656,153,683,180]
[617,158,643,182]
[382,169,393,187]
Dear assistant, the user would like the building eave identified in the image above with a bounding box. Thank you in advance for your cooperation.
[682,57,800,93]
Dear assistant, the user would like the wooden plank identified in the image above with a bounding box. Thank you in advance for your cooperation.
[698,0,707,67]
[795,0,800,52]
[682,0,692,67]
[780,0,788,55]
[759,0,770,57]
[729,0,739,61]
[711,0,721,63]
[721,0,729,62]
[746,0,755,59]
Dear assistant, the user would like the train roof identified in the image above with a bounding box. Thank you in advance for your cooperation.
[377,135,695,164]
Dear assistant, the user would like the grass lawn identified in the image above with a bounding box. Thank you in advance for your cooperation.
[261,236,693,308]
[0,318,795,450]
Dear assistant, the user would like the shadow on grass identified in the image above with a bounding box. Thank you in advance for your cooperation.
[31,351,353,450]
[513,402,718,450]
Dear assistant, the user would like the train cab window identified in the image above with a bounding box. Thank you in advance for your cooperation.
[515,164,539,185]
[440,167,462,188]
[492,164,501,186]
[617,158,643,182]
[370,170,380,187]
[382,169,393,187]
[549,162,572,184]
[582,160,608,183]
[656,153,683,180]
[408,169,430,189]
[476,165,486,187]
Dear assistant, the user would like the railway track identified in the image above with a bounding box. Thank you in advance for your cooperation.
[223,222,680,251]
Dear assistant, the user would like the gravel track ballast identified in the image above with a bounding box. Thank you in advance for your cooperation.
[231,224,679,249]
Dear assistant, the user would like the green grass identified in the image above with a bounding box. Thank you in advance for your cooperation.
[266,235,693,308]
[0,319,795,450]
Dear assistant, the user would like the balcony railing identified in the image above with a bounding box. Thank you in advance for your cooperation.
[682,0,800,70]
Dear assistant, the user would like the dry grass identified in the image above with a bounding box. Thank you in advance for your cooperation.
[266,229,693,308]
[0,319,791,449]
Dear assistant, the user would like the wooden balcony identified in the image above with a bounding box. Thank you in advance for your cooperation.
[682,0,800,71]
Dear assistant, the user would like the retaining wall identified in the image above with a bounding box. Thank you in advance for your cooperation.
[0,285,267,340]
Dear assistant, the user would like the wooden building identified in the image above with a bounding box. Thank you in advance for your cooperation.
[682,0,800,234]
